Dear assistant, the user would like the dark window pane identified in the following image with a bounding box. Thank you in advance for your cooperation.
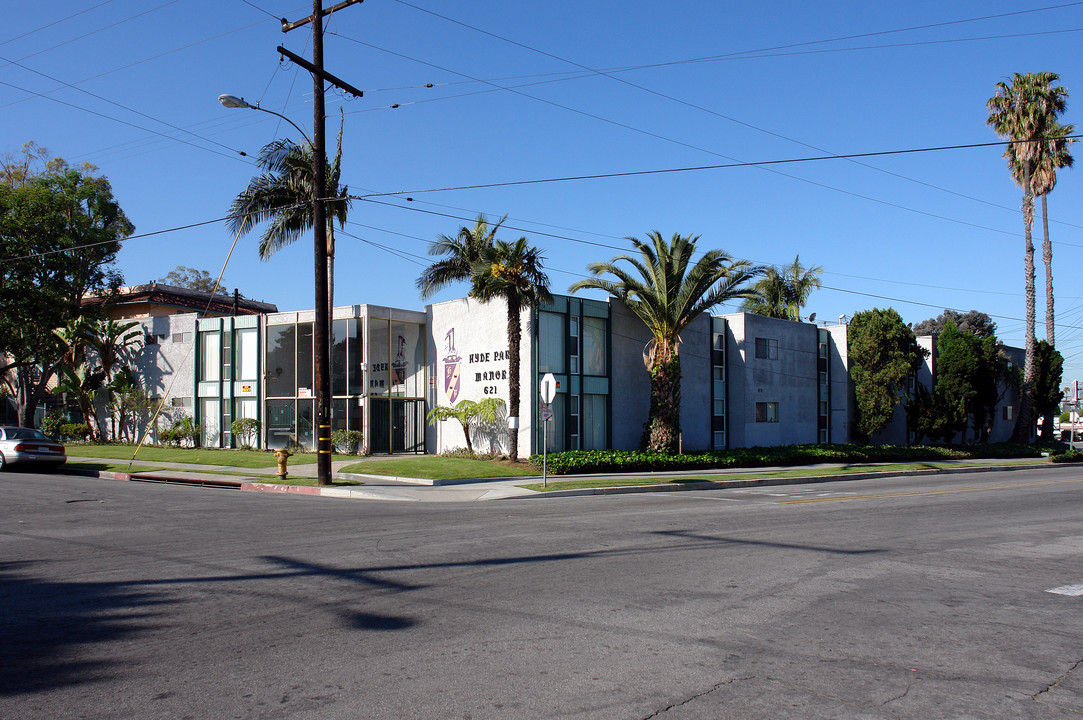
[297,322,313,397]
[265,325,296,397]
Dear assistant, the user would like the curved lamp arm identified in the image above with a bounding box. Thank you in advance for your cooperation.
[218,94,311,144]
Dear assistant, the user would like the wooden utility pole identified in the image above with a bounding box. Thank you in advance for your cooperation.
[280,0,363,486]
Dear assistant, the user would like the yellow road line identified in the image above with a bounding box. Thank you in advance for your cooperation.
[777,477,1083,504]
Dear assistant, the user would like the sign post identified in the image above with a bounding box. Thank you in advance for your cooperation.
[540,373,557,487]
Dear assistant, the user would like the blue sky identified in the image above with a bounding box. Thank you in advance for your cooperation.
[4,1,1083,385]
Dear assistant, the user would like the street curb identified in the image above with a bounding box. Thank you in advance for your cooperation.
[67,468,391,498]
[62,461,1050,501]
[337,471,533,486]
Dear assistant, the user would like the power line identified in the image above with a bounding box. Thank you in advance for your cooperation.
[0,0,182,68]
[0,0,120,48]
[0,54,250,159]
[349,135,1078,203]
[390,2,1083,230]
[328,33,1079,242]
[360,195,1035,300]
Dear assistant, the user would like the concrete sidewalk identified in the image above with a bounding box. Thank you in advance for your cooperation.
[64,455,1049,503]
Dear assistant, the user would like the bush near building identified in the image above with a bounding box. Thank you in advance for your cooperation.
[530,443,1042,475]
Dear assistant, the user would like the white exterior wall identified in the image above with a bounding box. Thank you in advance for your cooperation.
[128,314,196,443]
[825,324,853,444]
[426,297,533,456]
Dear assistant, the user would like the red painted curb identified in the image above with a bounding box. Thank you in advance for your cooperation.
[239,482,321,495]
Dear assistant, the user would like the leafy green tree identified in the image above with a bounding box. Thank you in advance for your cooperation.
[469,239,552,461]
[906,384,954,445]
[226,118,349,311]
[159,266,229,294]
[987,72,1069,442]
[931,322,983,440]
[0,151,131,426]
[907,324,1012,444]
[570,231,757,452]
[427,398,506,454]
[231,417,261,449]
[416,214,506,299]
[971,337,1016,443]
[739,254,822,321]
[1034,340,1064,441]
[848,308,927,441]
[912,309,997,339]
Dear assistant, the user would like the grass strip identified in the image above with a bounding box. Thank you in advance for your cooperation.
[340,456,535,481]
[66,444,320,467]
[521,460,1044,491]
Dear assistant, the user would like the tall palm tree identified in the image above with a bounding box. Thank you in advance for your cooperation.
[740,254,823,321]
[1007,119,1075,347]
[987,71,1068,444]
[226,118,350,312]
[739,267,788,320]
[469,238,553,461]
[416,214,506,299]
[570,231,758,453]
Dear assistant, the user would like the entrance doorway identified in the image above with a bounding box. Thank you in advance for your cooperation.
[369,398,426,454]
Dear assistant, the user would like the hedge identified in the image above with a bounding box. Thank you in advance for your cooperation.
[528,443,1042,475]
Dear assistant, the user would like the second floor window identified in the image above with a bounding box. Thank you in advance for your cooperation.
[755,337,778,360]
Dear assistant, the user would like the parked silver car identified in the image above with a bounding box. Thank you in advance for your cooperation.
[0,426,66,471]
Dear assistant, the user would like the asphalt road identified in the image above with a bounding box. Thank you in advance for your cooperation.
[1,467,1081,719]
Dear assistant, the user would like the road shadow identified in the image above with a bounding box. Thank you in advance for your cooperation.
[0,561,175,696]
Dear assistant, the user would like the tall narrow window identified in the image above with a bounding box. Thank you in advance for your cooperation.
[236,328,258,381]
[581,316,606,376]
[200,331,220,382]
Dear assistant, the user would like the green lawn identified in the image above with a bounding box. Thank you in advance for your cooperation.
[520,460,1044,491]
[340,456,535,481]
[66,444,319,468]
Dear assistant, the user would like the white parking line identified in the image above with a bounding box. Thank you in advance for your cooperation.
[1046,583,1083,596]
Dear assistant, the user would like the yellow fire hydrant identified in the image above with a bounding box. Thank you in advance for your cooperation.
[273,447,292,481]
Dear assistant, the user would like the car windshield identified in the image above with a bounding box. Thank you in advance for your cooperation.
[6,429,51,441]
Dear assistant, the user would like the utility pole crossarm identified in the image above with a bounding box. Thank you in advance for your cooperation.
[281,0,364,32]
[276,46,363,98]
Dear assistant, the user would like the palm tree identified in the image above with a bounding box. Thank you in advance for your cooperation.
[416,214,506,299]
[1007,119,1075,347]
[987,71,1069,443]
[740,254,823,321]
[226,118,350,312]
[85,319,143,440]
[426,397,506,454]
[469,238,553,461]
[570,231,758,453]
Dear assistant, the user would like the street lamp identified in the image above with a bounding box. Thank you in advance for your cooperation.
[218,94,311,143]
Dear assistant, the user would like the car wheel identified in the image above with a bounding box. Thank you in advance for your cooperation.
[0,453,6,471]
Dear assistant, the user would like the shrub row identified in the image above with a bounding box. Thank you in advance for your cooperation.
[528,443,1043,475]
[1049,448,1083,464]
